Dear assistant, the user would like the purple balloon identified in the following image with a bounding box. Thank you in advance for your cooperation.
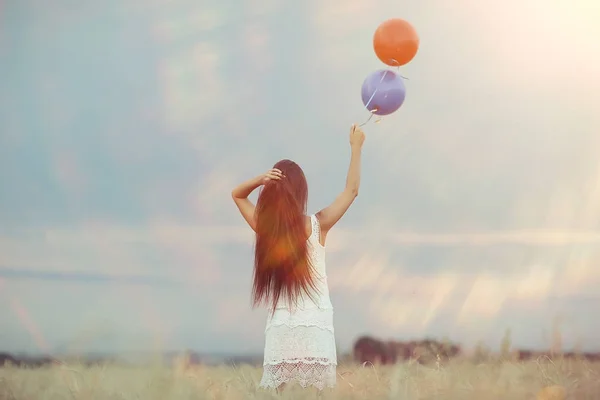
[360,69,406,116]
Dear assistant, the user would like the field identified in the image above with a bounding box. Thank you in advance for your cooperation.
[1,359,599,400]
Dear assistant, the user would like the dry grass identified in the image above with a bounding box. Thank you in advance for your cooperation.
[1,359,600,400]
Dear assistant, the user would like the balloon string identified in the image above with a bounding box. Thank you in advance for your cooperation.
[364,70,389,110]
[390,59,409,80]
[359,111,377,127]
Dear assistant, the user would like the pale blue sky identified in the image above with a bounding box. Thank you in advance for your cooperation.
[1,0,600,356]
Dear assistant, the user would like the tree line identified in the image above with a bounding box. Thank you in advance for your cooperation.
[351,335,600,365]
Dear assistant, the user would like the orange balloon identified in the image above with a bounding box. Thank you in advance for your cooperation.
[373,18,419,67]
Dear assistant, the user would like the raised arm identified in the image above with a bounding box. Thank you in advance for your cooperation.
[316,124,365,234]
[231,168,283,231]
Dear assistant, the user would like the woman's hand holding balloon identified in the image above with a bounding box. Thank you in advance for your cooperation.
[350,124,365,150]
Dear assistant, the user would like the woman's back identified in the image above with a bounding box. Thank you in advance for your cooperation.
[272,214,332,311]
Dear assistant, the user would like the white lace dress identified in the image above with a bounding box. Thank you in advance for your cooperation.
[259,214,337,390]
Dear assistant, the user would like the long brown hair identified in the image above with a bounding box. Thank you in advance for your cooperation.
[252,159,318,312]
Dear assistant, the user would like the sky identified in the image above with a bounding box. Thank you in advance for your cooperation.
[1,0,600,356]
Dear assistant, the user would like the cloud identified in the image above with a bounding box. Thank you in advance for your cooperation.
[389,230,600,246]
[0,267,178,286]
[12,224,600,249]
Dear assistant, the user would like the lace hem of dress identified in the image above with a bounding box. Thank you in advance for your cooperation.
[260,358,336,390]
[263,357,337,366]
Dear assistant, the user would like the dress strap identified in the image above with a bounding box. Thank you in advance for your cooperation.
[311,214,321,243]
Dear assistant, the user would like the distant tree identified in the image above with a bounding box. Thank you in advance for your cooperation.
[0,353,18,367]
[353,336,388,365]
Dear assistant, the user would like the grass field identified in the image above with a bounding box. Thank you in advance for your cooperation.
[1,359,599,400]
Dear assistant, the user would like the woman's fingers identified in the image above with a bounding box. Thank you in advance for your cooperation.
[268,169,284,179]
[263,168,284,184]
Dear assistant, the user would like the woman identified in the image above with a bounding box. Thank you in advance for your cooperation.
[231,124,365,390]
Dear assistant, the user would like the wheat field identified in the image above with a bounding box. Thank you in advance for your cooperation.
[1,359,599,400]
